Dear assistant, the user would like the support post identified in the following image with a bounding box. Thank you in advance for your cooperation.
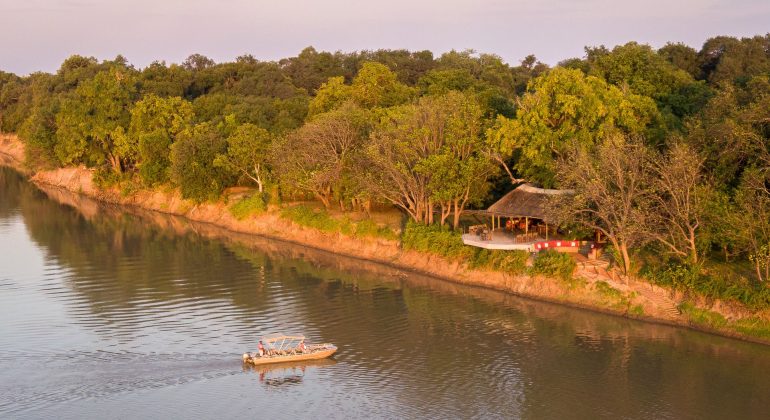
[545,222,548,240]
[525,217,529,234]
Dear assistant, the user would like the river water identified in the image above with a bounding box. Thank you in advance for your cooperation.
[1,166,770,419]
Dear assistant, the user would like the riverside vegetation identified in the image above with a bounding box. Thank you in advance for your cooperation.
[2,35,770,340]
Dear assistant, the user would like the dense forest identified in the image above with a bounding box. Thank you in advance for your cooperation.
[1,35,770,306]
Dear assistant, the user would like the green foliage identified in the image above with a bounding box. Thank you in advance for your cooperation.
[352,219,398,241]
[401,220,471,259]
[487,67,659,187]
[642,263,770,311]
[281,205,398,240]
[467,248,529,275]
[214,123,272,190]
[733,317,770,339]
[594,280,635,311]
[170,122,234,202]
[530,250,576,281]
[678,301,728,329]
[54,67,138,171]
[129,94,194,185]
[229,194,267,220]
[401,221,528,274]
[280,205,353,235]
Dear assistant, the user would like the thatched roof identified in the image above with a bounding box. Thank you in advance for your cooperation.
[486,183,573,220]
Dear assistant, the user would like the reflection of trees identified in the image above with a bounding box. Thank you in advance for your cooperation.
[0,167,41,219]
[15,173,770,418]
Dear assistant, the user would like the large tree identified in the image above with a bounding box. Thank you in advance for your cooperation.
[487,67,658,187]
[365,91,493,225]
[127,94,194,185]
[170,122,234,202]
[554,134,653,276]
[55,67,138,172]
[648,142,710,265]
[214,123,272,192]
[272,102,371,209]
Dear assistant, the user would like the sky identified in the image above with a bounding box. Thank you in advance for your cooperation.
[0,0,768,75]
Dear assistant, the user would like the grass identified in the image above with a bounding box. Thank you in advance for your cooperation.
[594,280,638,312]
[733,317,770,339]
[229,194,267,220]
[281,204,397,240]
[641,262,770,311]
[678,301,728,329]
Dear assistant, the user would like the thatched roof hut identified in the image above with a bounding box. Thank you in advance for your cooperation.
[486,183,573,220]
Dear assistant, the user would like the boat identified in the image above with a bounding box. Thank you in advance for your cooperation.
[242,334,337,366]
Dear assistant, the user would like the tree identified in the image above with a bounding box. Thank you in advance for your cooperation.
[365,92,494,225]
[658,42,700,78]
[55,67,138,172]
[170,122,234,202]
[734,169,770,281]
[128,94,194,185]
[214,123,272,192]
[308,76,352,116]
[308,62,414,116]
[272,102,370,209]
[648,142,709,264]
[487,67,658,187]
[139,61,192,97]
[554,134,653,276]
[587,42,710,124]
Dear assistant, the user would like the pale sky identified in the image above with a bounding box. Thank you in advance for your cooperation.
[0,0,768,75]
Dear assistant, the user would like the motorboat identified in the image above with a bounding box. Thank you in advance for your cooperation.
[242,334,337,366]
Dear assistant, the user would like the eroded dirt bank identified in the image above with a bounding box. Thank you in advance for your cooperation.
[2,133,769,345]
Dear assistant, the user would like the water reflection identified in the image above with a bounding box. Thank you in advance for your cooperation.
[242,359,338,388]
[2,166,770,419]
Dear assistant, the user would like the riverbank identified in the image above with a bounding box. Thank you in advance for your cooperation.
[2,133,769,345]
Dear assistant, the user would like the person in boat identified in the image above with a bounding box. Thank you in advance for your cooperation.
[258,340,265,357]
[298,340,306,353]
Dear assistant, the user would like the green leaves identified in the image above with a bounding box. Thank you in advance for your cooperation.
[488,67,659,187]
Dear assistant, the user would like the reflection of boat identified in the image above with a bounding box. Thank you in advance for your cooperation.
[242,334,337,366]
[244,358,338,387]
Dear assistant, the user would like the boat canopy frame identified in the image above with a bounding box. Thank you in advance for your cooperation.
[260,334,305,352]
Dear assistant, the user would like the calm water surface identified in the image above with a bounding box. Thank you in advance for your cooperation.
[1,166,770,419]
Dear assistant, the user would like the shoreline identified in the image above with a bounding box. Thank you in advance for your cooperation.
[2,133,770,347]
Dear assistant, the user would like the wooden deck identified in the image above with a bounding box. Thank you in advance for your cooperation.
[461,230,543,251]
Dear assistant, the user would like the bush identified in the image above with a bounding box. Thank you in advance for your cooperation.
[353,219,398,241]
[401,220,470,259]
[229,194,267,220]
[641,263,770,311]
[468,249,529,275]
[529,250,576,281]
[281,205,352,234]
[678,301,728,329]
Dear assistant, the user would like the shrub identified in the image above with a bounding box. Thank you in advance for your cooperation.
[529,250,576,281]
[229,194,267,220]
[468,249,529,275]
[641,263,770,311]
[678,301,728,329]
[281,205,353,234]
[401,220,470,259]
[354,219,398,241]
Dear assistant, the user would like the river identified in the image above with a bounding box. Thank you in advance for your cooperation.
[1,166,770,419]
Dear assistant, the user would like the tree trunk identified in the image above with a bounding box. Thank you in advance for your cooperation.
[452,199,461,230]
[315,192,331,209]
[439,202,449,226]
[620,243,631,279]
